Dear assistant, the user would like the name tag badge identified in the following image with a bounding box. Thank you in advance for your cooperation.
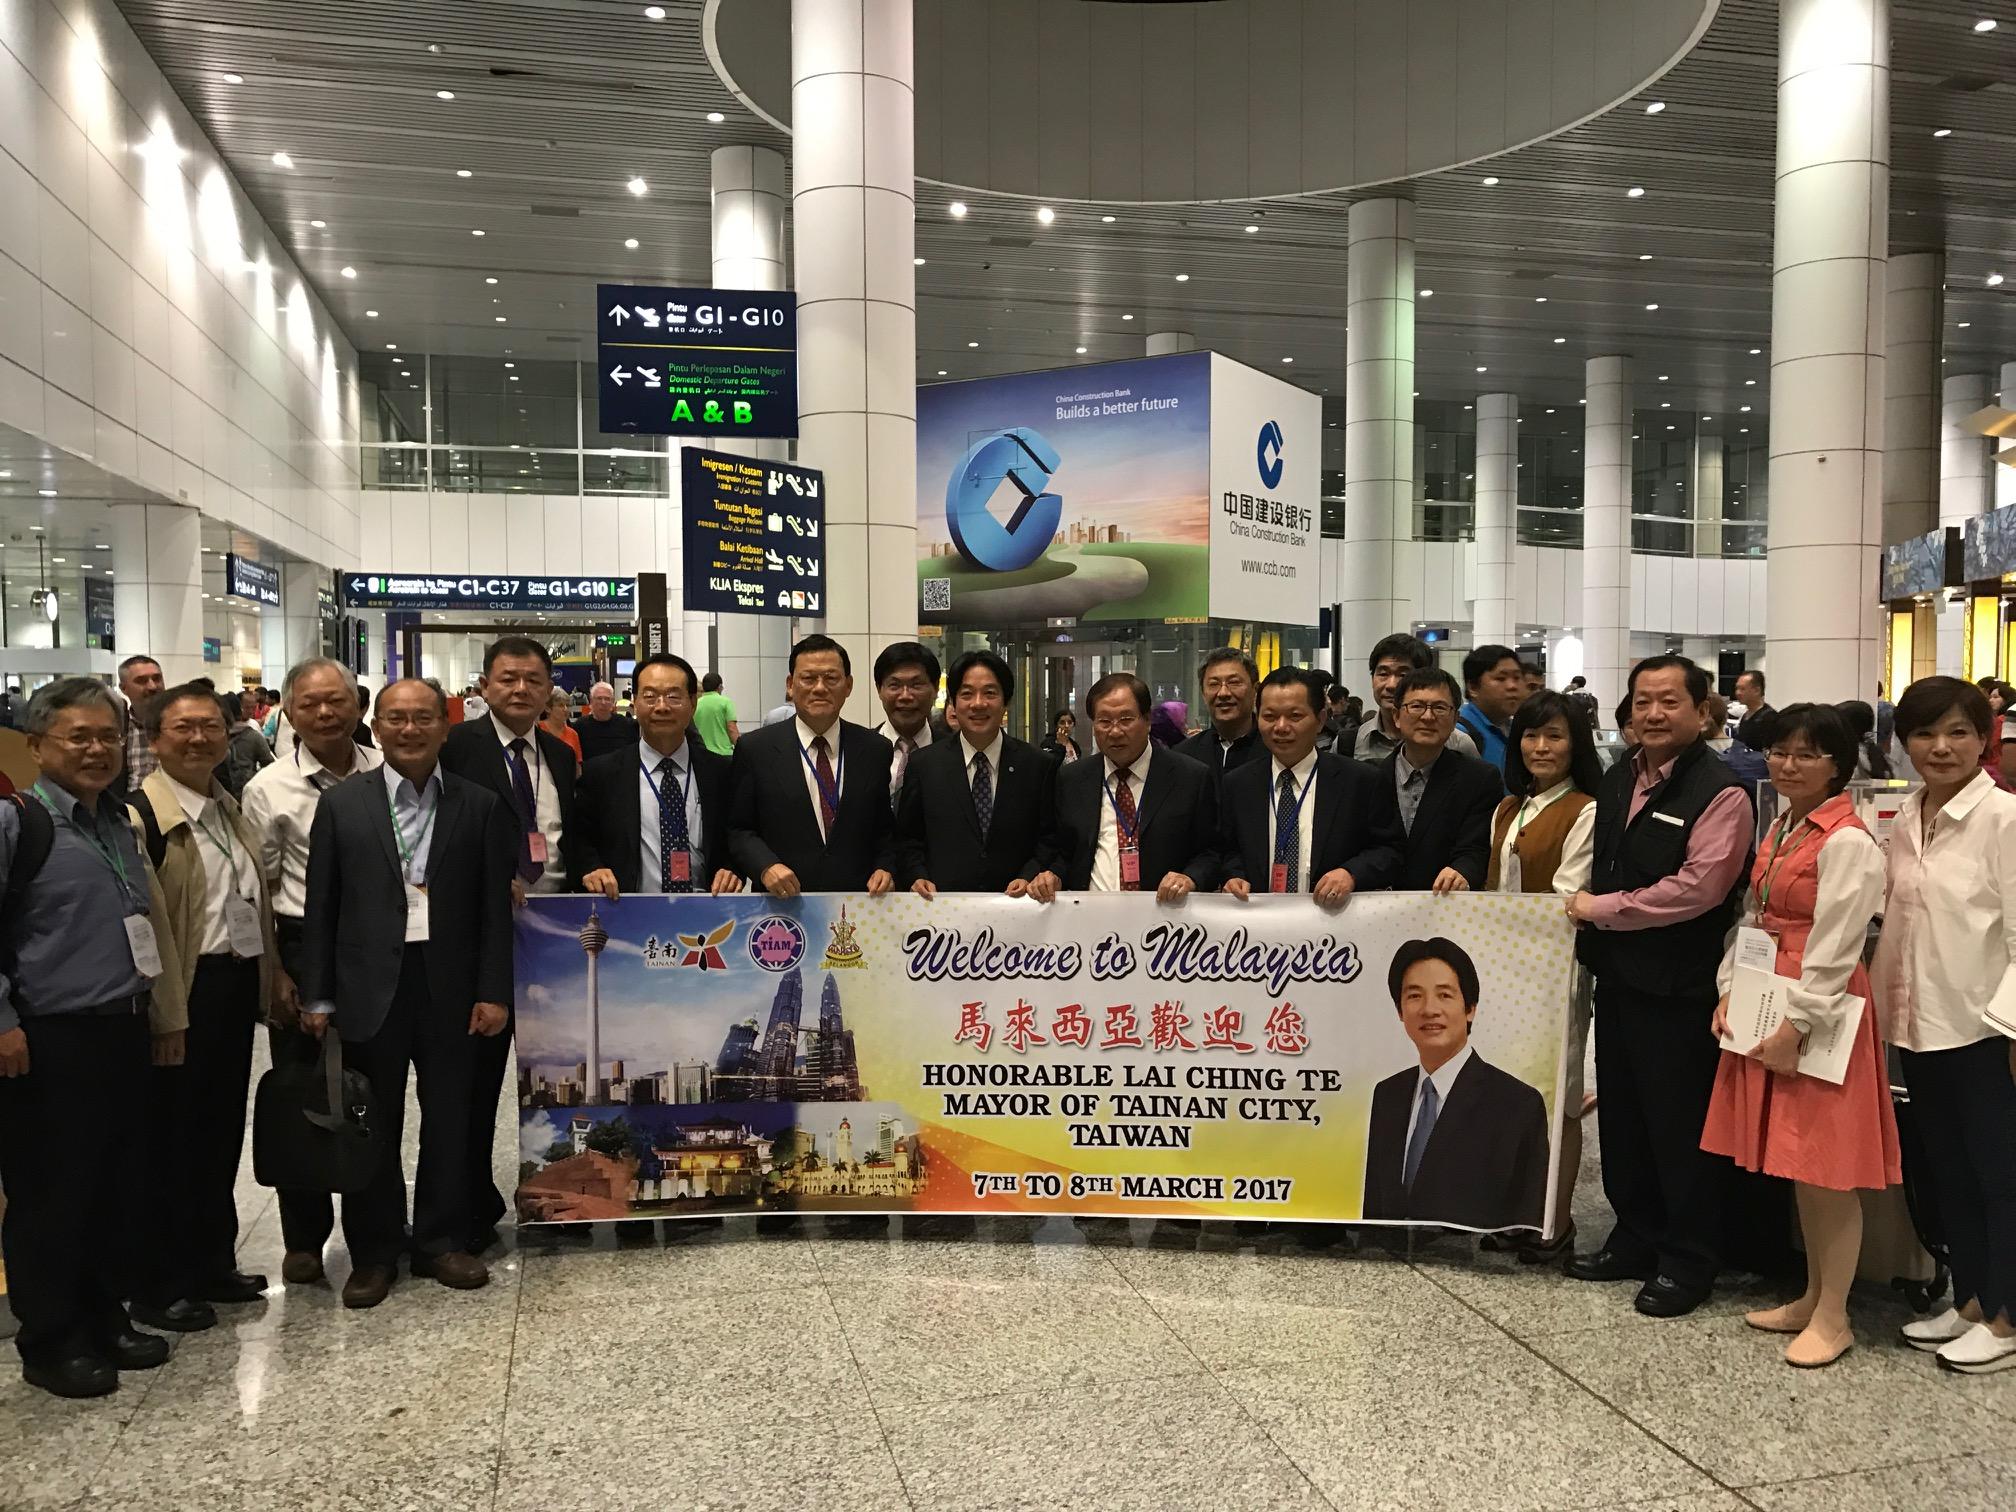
[668,849,692,884]
[404,882,431,943]
[1270,863,1290,893]
[1652,811,1686,827]
[528,832,549,863]
[1119,848,1141,887]
[123,914,163,976]
[224,894,265,957]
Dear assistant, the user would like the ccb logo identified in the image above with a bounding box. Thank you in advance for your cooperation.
[945,426,1064,573]
[1256,420,1285,490]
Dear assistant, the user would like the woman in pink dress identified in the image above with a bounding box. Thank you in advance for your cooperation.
[1703,702,1900,1368]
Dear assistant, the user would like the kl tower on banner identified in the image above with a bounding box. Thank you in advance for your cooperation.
[579,904,607,1100]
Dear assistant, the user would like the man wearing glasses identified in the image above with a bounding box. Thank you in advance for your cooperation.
[1370,668,1502,892]
[568,653,744,899]
[1047,672,1216,899]
[869,641,944,812]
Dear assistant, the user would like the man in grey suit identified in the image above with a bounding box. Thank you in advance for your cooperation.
[298,679,516,1309]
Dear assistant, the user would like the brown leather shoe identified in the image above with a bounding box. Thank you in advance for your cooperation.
[412,1251,489,1290]
[341,1265,395,1309]
[282,1251,325,1286]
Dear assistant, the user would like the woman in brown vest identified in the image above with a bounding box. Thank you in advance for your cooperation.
[1484,690,1602,1257]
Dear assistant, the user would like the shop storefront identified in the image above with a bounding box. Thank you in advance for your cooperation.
[1961,503,2016,684]
[1880,525,1958,697]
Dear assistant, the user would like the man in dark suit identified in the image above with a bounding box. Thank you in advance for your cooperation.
[898,649,1062,898]
[1174,646,1264,777]
[440,635,579,1252]
[297,678,516,1308]
[1051,671,1216,901]
[1362,937,1550,1230]
[567,652,744,898]
[726,634,896,897]
[1218,666,1404,906]
[870,641,946,813]
[1372,668,1503,892]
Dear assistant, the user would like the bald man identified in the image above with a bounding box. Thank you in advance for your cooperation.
[570,680,636,767]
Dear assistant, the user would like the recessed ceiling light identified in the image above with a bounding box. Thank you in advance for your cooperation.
[1740,404,1752,412]
[1121,314,1133,321]
[436,90,455,100]
[1976,17,1998,31]
[967,340,979,348]
[1933,127,1953,137]
[1744,378,1756,385]
[37,489,56,497]
[1626,185,1645,197]
[645,4,667,17]
[1281,356,1294,364]
[1749,347,1761,355]
[1645,101,1666,114]
[914,256,925,265]
[1546,408,1555,413]
[936,369,947,375]
[1658,373,1669,380]
[627,176,648,196]
[495,315,507,322]
[271,151,294,168]
[1990,272,2006,286]
[509,375,519,381]
[1075,346,1087,354]
[1174,273,1189,282]
[1645,302,1659,310]
[1475,365,1487,372]
[1036,205,1055,225]
[705,110,727,124]
[1739,427,1749,433]
[1534,296,1547,303]
[948,201,968,218]
[386,343,398,350]
[624,237,639,249]
[1661,401,1671,408]
[456,168,472,178]
[504,361,514,368]
[309,219,326,228]
[1244,224,1259,233]
[1100,214,1116,224]
[1481,176,1499,185]
[339,266,356,278]
[222,72,244,84]
[485,276,499,284]
[1553,336,1566,343]
[1959,320,1972,327]
[471,228,485,236]
[1638,253,1653,261]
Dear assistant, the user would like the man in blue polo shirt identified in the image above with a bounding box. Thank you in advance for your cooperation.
[1456,643,1525,779]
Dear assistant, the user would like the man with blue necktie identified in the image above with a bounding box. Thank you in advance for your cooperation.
[568,653,744,899]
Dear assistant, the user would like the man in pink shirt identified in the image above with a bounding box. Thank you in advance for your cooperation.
[1564,656,1755,1318]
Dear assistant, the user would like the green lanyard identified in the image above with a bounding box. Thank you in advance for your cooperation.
[191,802,244,895]
[30,781,136,905]
[1756,815,1813,913]
[386,776,437,881]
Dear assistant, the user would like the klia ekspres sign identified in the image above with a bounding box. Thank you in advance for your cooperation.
[680,448,826,618]
[595,283,798,439]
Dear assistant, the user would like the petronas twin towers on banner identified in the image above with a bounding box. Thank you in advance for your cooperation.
[714,967,864,1103]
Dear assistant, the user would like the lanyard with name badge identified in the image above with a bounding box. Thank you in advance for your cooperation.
[386,777,438,942]
[192,802,265,957]
[645,753,693,884]
[1270,764,1316,893]
[508,729,550,864]
[31,781,161,975]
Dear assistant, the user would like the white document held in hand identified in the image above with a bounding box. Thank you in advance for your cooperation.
[1720,927,1860,1086]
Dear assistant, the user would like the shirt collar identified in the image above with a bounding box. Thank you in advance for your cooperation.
[1104,744,1152,783]
[1523,778,1576,814]
[37,775,105,823]
[1418,1043,1474,1101]
[1399,742,1444,777]
[1632,748,1680,789]
[164,772,211,824]
[1272,747,1319,786]
[879,718,932,749]
[641,735,690,773]
[391,767,441,804]
[961,731,1005,768]
[491,710,538,750]
[1938,767,2000,823]
[795,715,841,752]
[298,739,379,782]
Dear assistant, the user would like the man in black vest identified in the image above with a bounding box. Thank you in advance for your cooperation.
[1565,655,1754,1317]
[1174,647,1263,777]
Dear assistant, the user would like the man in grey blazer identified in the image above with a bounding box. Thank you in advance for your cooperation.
[298,679,516,1309]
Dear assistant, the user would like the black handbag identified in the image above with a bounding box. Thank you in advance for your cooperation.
[253,1032,382,1193]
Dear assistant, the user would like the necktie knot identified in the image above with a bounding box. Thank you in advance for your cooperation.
[509,737,527,755]
[813,735,829,757]
[1115,766,1133,787]
[1278,770,1297,798]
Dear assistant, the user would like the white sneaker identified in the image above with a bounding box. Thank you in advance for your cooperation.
[1901,1307,1971,1352]
[1936,1323,2016,1374]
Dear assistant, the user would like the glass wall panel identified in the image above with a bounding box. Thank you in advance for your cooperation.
[431,449,582,493]
[358,352,425,444]
[431,357,578,449]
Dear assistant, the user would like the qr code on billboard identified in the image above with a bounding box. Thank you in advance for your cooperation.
[922,577,951,612]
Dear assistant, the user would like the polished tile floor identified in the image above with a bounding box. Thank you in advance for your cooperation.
[5,1063,2015,1512]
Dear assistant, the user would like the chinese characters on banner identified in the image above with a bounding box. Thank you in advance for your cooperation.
[512,893,1576,1232]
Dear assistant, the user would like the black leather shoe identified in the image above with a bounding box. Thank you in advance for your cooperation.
[1634,1274,1712,1318]
[197,1271,270,1304]
[128,1298,218,1332]
[98,1328,170,1371]
[1564,1247,1655,1283]
[22,1355,117,1399]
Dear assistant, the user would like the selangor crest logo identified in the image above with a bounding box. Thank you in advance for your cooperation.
[747,916,808,972]
[945,426,1064,573]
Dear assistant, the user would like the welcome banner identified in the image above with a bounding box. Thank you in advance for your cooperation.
[513,892,1577,1232]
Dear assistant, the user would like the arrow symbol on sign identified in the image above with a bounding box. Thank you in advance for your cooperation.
[607,305,629,324]
[805,477,820,498]
[805,521,820,539]
[806,592,821,613]
[609,367,630,386]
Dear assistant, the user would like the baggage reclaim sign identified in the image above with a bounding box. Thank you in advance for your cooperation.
[681,448,824,618]
[340,574,636,615]
[596,282,798,439]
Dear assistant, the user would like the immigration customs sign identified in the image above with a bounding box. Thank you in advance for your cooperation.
[595,283,798,439]
[339,573,636,616]
[512,892,1576,1233]
[680,448,825,617]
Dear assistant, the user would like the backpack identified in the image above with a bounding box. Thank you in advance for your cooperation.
[125,788,170,870]
[2,791,56,918]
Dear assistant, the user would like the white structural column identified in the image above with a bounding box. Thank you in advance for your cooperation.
[1472,392,1517,646]
[1146,331,1198,357]
[1999,360,2016,511]
[1765,0,1888,702]
[280,563,324,674]
[1940,370,1993,671]
[1340,198,1415,670]
[1882,251,1943,544]
[1580,357,1634,717]
[708,143,793,710]
[1693,414,1726,557]
[110,503,205,685]
[792,0,916,722]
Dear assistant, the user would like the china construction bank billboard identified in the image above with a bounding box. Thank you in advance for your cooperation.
[916,353,1320,627]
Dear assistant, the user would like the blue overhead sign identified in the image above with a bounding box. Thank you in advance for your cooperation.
[595,282,798,439]
[680,448,825,618]
[224,552,281,607]
[339,573,636,615]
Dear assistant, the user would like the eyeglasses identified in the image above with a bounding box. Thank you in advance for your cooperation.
[1765,748,1829,766]
[633,690,688,708]
[159,719,227,738]
[377,712,442,731]
[1400,701,1455,719]
[1091,715,1142,733]
[793,672,847,690]
[47,732,122,752]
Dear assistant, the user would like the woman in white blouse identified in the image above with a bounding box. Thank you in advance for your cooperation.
[1704,704,1896,1369]
[1483,690,1600,1256]
[1874,676,2016,1375]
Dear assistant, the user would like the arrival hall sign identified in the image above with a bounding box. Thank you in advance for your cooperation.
[595,282,798,439]
[512,892,1577,1234]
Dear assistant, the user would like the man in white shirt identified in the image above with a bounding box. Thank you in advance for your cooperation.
[871,640,942,811]
[241,658,384,1285]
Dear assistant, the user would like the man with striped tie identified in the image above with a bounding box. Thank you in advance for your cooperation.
[869,641,944,813]
[567,653,744,900]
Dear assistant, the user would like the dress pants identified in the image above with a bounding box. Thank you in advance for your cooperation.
[1900,1037,2016,1321]
[1592,980,1728,1289]
[139,954,261,1305]
[463,1001,512,1248]
[340,943,476,1268]
[269,917,338,1255]
[0,1010,149,1364]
